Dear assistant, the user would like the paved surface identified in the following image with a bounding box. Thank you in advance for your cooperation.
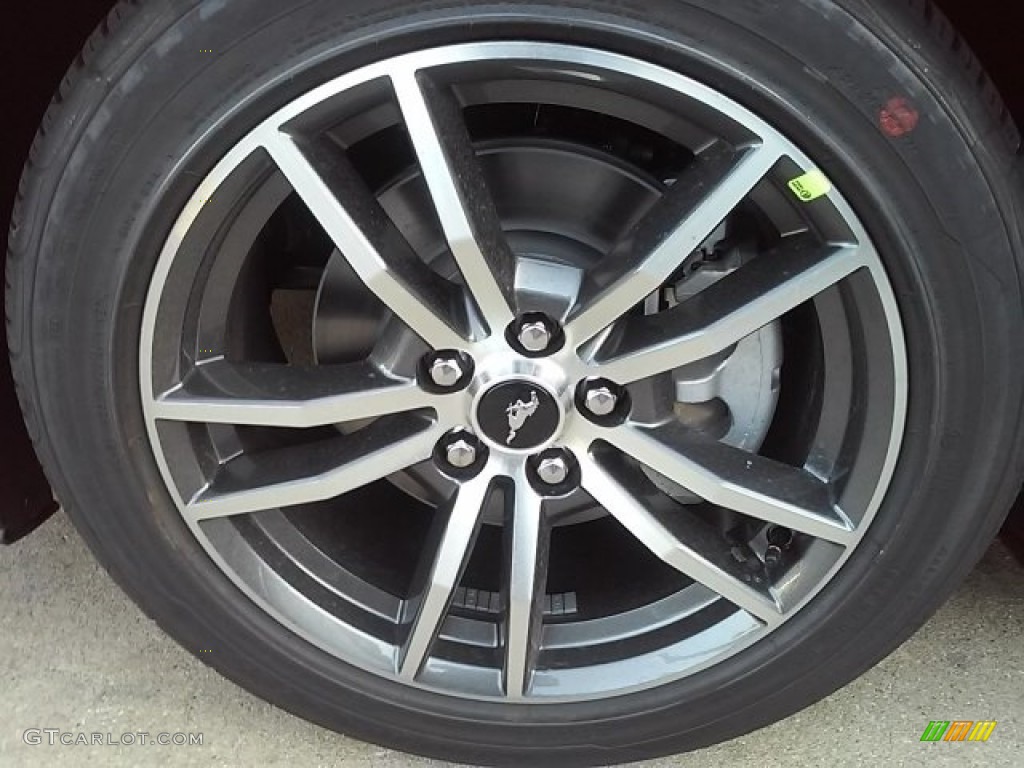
[1,511,1022,767]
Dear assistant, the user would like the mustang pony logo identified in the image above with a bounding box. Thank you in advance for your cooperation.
[506,391,540,444]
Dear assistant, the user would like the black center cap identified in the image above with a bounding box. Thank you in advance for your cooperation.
[477,381,561,450]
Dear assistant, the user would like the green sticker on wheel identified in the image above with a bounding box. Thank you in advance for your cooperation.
[788,170,832,202]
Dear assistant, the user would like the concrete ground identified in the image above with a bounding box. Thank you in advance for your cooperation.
[1,511,1021,768]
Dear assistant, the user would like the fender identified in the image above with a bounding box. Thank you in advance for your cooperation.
[1,0,1021,542]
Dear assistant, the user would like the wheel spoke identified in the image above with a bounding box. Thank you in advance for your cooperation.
[391,70,518,334]
[261,131,470,350]
[599,422,854,545]
[399,473,494,679]
[502,476,550,698]
[591,239,867,383]
[565,141,783,345]
[187,415,442,519]
[579,453,782,624]
[152,359,434,428]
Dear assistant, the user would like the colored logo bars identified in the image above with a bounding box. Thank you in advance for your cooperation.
[920,721,997,742]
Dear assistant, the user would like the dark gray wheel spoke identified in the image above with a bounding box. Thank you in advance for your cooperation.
[565,141,783,345]
[579,453,782,624]
[399,473,495,680]
[502,477,550,698]
[188,416,442,520]
[591,239,867,383]
[262,131,470,350]
[597,421,854,545]
[152,359,434,428]
[392,70,518,334]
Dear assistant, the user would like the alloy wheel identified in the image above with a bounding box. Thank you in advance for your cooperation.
[139,42,907,702]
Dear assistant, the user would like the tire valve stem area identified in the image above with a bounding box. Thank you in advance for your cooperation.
[729,541,770,585]
[765,526,796,574]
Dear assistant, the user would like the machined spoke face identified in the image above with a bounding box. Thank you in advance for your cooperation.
[399,471,552,696]
[152,359,434,428]
[188,416,442,520]
[399,474,495,680]
[261,131,470,350]
[392,70,518,334]
[502,478,550,698]
[579,454,782,624]
[141,42,907,703]
[590,239,868,383]
[565,141,783,346]
[594,422,854,545]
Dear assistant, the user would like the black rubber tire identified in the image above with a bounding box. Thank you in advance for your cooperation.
[7,1,1024,765]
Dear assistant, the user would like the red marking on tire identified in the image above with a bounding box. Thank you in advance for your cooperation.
[879,97,920,138]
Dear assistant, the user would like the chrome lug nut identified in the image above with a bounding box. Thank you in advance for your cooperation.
[584,385,618,417]
[517,318,554,353]
[429,355,465,388]
[536,455,570,485]
[445,439,478,469]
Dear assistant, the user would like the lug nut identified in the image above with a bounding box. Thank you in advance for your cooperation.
[445,438,478,469]
[584,385,618,417]
[429,355,465,388]
[536,455,570,485]
[517,317,554,353]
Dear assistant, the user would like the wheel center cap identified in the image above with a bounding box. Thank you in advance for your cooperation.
[475,380,562,451]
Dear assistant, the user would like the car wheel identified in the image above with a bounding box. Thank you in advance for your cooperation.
[7,0,1024,764]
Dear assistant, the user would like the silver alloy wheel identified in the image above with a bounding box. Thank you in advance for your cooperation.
[140,42,907,701]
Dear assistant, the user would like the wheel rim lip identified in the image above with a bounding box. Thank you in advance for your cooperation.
[138,41,909,703]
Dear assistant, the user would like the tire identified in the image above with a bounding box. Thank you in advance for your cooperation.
[7,0,1024,765]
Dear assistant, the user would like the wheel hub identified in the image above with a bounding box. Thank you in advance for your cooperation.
[474,379,564,452]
